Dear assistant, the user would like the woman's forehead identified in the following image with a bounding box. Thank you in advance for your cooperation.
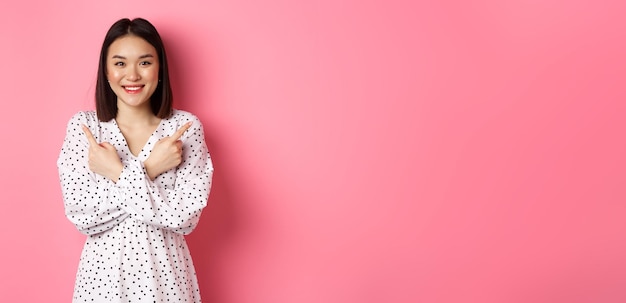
[108,35,157,58]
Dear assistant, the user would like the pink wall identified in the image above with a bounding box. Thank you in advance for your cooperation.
[1,0,626,302]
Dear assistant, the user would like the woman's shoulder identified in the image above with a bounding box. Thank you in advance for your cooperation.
[169,109,202,124]
[66,110,99,126]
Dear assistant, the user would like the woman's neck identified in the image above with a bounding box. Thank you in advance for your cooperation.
[115,102,159,127]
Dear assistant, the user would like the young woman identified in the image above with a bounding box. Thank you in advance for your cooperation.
[57,18,213,302]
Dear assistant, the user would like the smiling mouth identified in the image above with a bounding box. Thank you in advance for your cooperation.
[123,85,144,94]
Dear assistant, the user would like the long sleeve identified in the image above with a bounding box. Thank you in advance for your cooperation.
[114,117,213,235]
[57,112,130,235]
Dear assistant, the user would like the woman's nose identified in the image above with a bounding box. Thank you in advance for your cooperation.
[126,67,141,81]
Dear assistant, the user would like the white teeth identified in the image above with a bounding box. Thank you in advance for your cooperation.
[125,86,141,91]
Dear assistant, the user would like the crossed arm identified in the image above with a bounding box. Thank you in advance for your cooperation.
[58,113,213,236]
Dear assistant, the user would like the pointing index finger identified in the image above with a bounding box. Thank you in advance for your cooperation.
[171,122,193,140]
[81,124,98,146]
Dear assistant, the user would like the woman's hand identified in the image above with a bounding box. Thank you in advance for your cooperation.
[82,125,124,183]
[144,122,192,180]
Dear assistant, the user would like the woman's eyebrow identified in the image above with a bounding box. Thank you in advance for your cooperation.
[110,54,154,59]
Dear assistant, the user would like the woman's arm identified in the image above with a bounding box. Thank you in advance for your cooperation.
[112,116,214,235]
[57,112,130,236]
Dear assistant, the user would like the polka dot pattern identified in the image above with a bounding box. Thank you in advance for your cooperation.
[57,110,214,302]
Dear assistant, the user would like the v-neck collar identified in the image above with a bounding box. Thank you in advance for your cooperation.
[110,118,164,161]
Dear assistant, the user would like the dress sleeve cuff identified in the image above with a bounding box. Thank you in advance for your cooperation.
[116,159,148,188]
[113,159,149,216]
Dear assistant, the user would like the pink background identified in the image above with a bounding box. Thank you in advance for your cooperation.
[1,0,626,302]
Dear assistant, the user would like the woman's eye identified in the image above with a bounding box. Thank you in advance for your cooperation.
[140,61,152,66]
[114,62,125,67]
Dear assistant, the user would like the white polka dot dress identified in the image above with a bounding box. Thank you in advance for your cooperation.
[57,110,213,303]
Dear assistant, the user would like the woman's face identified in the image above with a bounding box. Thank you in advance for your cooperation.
[106,35,160,111]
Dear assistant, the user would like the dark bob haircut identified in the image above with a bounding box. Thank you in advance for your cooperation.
[95,18,173,122]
